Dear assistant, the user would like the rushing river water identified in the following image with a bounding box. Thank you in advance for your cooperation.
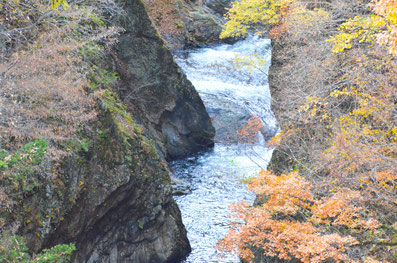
[172,37,277,262]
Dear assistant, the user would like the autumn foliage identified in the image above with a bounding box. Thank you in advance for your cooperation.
[239,116,264,143]
[218,0,397,262]
[217,170,365,263]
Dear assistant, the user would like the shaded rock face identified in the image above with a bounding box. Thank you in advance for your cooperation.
[204,0,232,16]
[113,0,215,160]
[40,103,191,263]
[203,94,251,143]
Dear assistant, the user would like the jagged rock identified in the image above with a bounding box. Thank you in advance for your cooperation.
[30,93,192,263]
[113,0,215,160]
[171,177,192,196]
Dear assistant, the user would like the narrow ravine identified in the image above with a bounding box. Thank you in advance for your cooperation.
[172,37,277,262]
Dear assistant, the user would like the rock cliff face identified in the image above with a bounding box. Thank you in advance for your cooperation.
[12,0,217,262]
[40,97,191,262]
[267,41,294,175]
[114,0,215,160]
[53,0,216,260]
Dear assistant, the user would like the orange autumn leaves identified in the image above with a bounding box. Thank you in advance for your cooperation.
[371,0,397,54]
[238,116,263,143]
[216,170,379,263]
[217,0,397,262]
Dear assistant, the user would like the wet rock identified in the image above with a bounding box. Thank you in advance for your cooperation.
[182,6,224,45]
[149,0,226,49]
[171,177,191,196]
[172,185,192,196]
[202,93,276,144]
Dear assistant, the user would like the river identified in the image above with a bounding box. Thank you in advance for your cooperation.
[172,36,277,262]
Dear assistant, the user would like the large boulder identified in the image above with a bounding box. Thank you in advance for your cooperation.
[175,0,226,45]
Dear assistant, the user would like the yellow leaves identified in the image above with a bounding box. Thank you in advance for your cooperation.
[220,0,297,38]
[267,130,283,147]
[232,53,267,72]
[50,0,70,10]
[328,15,385,53]
[299,96,330,121]
[299,96,321,112]
[391,127,397,142]
[221,0,331,39]
[328,33,356,53]
[329,0,397,55]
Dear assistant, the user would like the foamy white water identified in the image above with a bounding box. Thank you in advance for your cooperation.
[172,36,277,262]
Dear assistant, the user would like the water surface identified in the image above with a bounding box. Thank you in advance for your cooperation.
[173,36,276,262]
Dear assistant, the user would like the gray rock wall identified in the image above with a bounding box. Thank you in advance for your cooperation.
[113,0,215,160]
[38,94,191,263]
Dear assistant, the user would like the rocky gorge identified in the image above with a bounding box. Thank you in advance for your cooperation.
[0,0,233,262]
[2,0,291,262]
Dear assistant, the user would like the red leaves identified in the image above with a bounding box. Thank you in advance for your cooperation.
[239,115,263,144]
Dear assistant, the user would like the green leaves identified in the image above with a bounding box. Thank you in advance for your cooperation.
[0,140,47,195]
[32,244,76,263]
[0,232,75,263]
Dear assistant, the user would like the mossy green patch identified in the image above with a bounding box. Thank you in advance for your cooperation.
[0,140,47,195]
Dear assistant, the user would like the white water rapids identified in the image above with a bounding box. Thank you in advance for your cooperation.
[172,36,277,262]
